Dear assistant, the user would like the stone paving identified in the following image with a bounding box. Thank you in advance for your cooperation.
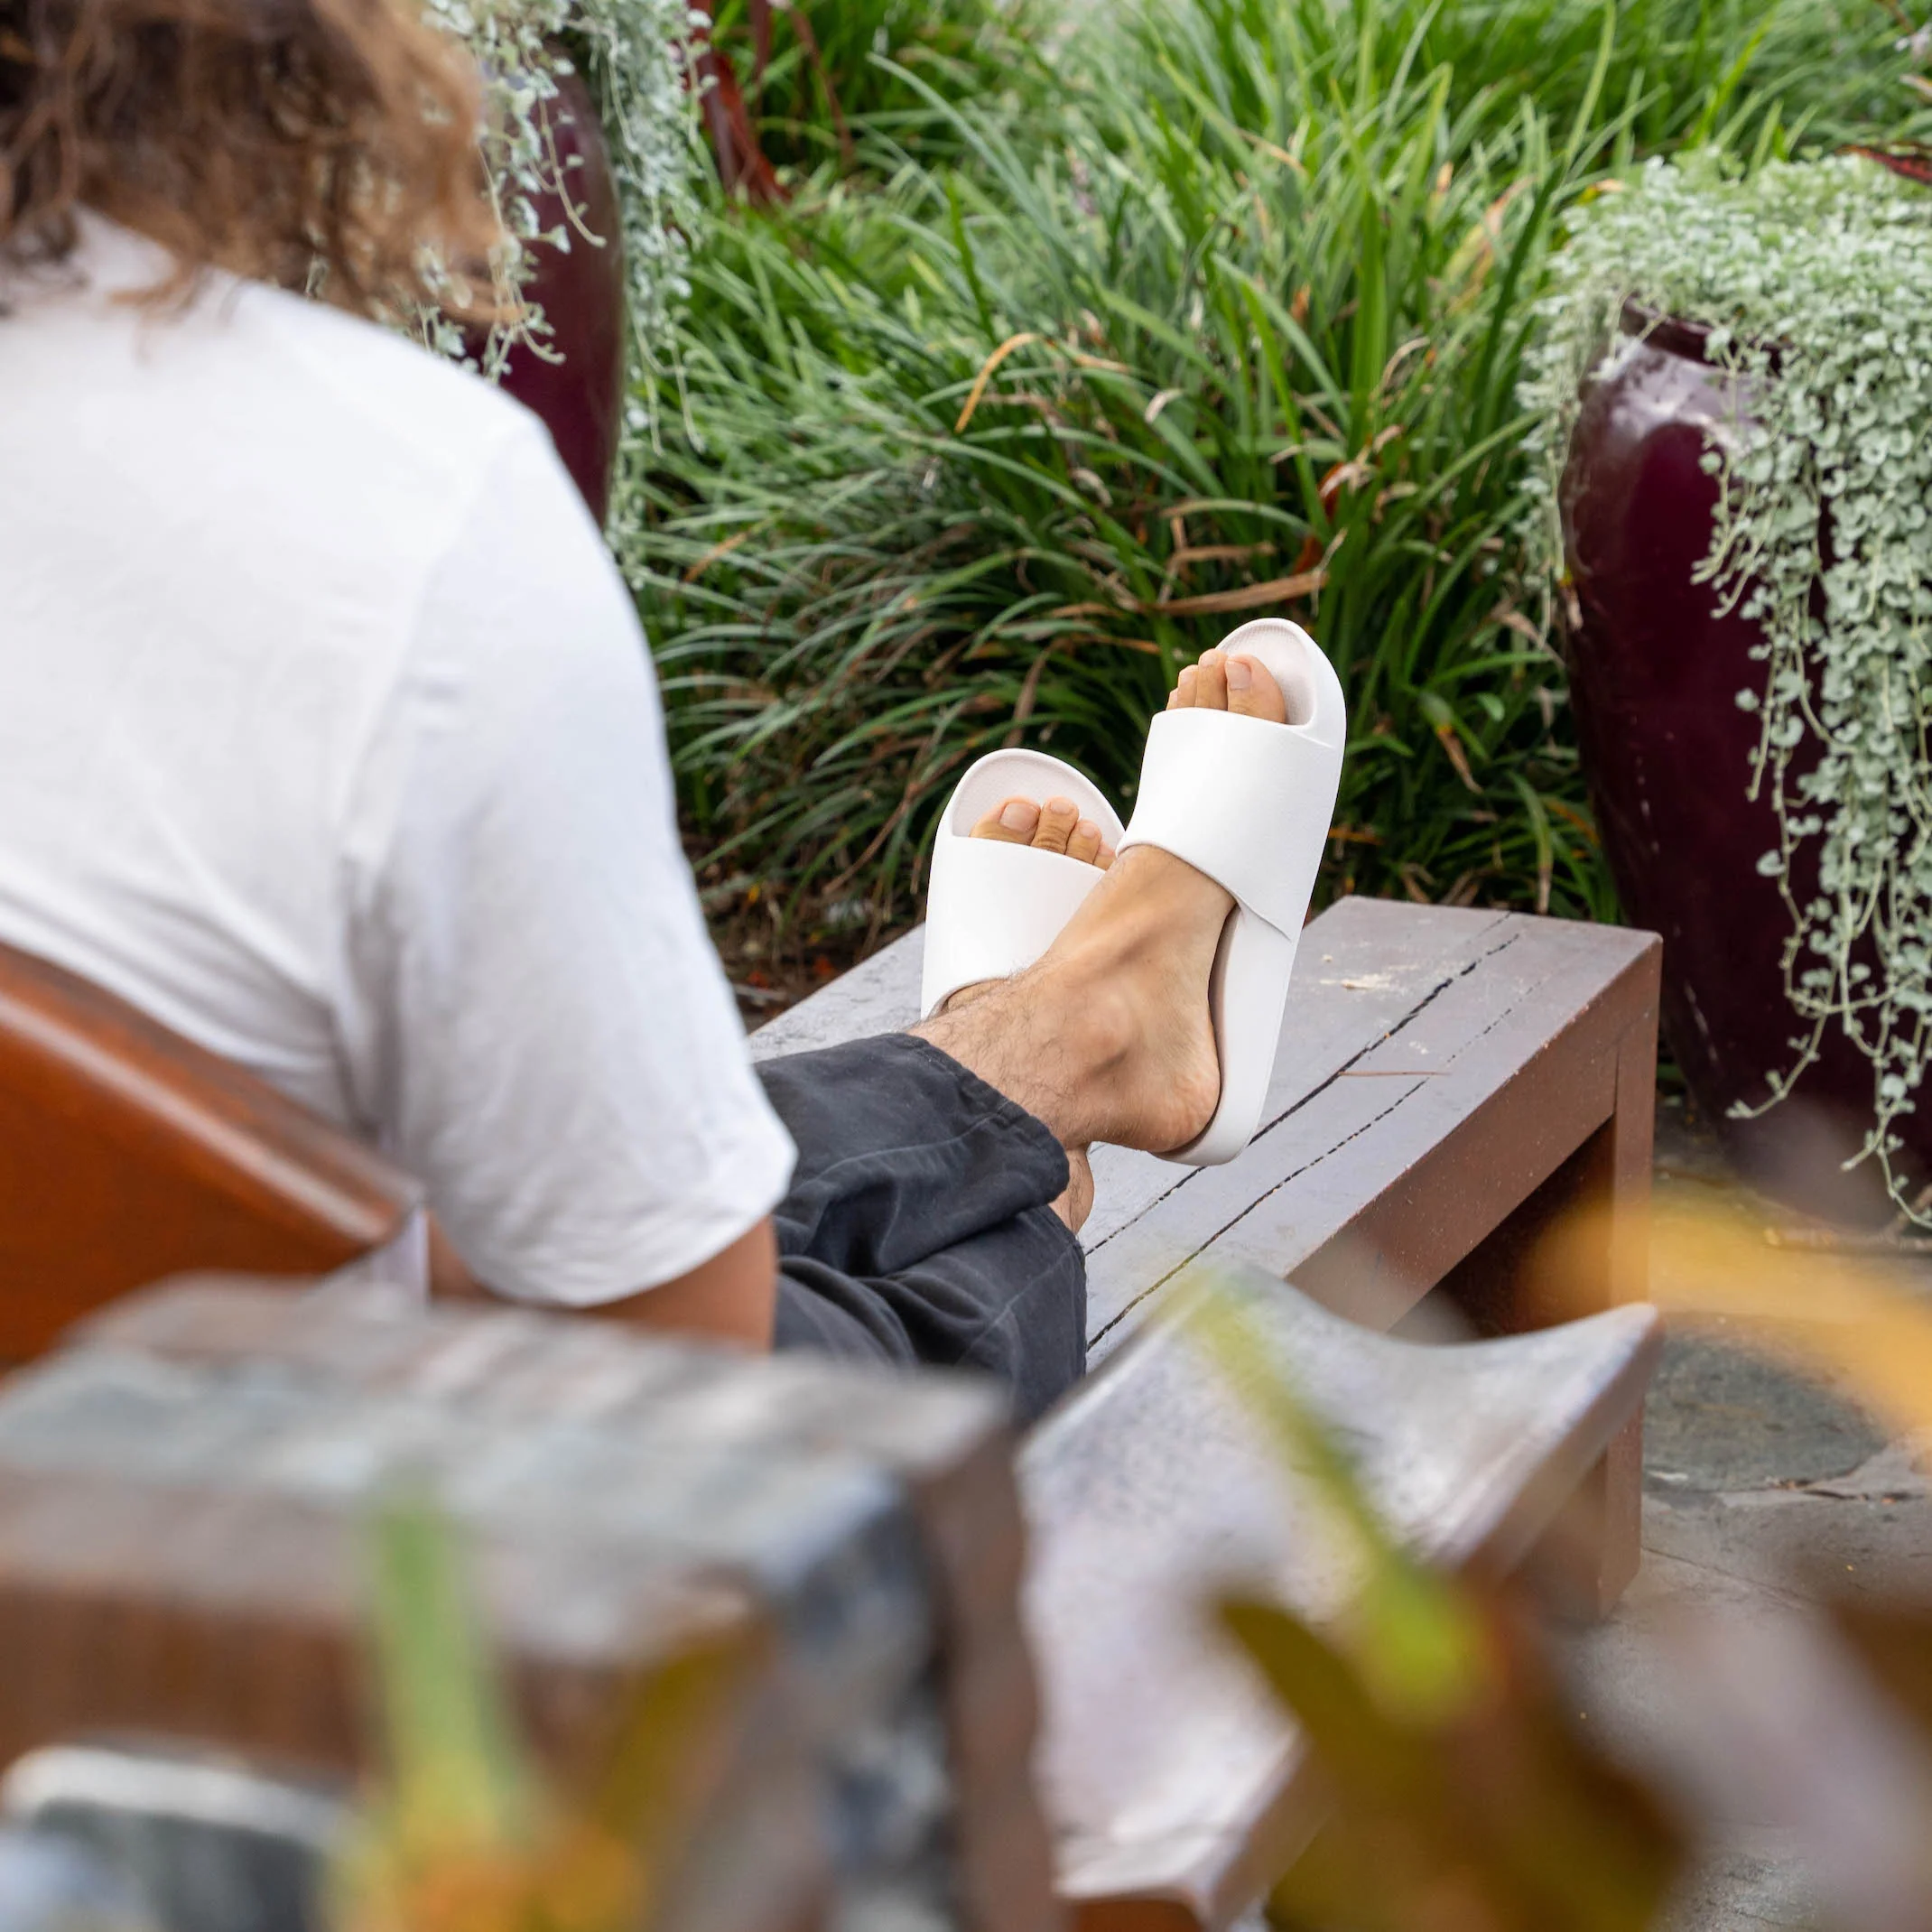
[1563,1094,1932,1928]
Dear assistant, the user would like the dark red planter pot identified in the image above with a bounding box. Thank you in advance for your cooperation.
[493,66,627,525]
[1561,316,1917,1221]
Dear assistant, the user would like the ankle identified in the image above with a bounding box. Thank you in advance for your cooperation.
[1027,955,1139,1082]
[914,961,1131,1152]
[1057,847,1234,964]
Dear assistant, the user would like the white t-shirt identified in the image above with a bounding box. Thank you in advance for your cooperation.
[0,218,796,1305]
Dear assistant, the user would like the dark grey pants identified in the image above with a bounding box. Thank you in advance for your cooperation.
[758,1034,1085,1423]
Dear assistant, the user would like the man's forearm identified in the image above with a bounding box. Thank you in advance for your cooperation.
[432,1215,779,1350]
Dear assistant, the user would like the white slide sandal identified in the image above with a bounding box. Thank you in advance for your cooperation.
[920,749,1126,1019]
[1117,617,1347,1166]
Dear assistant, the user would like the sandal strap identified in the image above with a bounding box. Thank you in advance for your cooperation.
[922,838,1112,1016]
[1119,708,1342,938]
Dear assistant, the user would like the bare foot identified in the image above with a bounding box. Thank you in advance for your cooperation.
[920,846,1228,1153]
[966,640,1286,868]
[969,794,1115,869]
[1166,646,1292,722]
[918,649,1288,1156]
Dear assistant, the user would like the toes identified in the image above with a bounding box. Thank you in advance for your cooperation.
[1191,648,1230,712]
[972,797,1041,843]
[1225,653,1287,724]
[1031,795,1081,855]
[1170,651,1288,723]
[969,795,1111,867]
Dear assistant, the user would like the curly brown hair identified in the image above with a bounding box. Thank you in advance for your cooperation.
[0,0,502,315]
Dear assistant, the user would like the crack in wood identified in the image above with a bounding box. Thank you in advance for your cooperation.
[1082,923,1528,1277]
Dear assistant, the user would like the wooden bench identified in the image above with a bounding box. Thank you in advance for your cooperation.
[745,896,1663,1928]
[752,896,1662,1604]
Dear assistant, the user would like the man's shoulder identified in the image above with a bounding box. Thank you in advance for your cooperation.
[235,282,547,497]
[8,219,551,499]
[164,272,586,631]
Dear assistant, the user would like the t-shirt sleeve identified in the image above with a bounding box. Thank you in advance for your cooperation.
[337,413,796,1305]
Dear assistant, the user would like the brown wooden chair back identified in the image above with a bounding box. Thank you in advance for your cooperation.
[0,940,422,1361]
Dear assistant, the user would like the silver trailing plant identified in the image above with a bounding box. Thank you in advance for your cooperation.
[413,0,705,453]
[1521,154,1932,1213]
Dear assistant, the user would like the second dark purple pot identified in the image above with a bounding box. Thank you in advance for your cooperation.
[495,65,627,525]
[1560,316,1916,1221]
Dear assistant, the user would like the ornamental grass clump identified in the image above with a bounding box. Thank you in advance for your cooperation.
[637,0,1932,944]
[641,0,1629,936]
[1521,155,1932,1214]
[700,0,1042,173]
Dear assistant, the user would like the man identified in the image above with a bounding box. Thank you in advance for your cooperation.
[0,0,1286,1417]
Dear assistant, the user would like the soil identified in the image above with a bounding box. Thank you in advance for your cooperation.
[707,898,906,1028]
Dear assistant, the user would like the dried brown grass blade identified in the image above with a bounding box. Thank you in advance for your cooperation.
[955,333,1045,432]
[1148,569,1325,616]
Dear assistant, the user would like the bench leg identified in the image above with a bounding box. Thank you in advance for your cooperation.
[1429,1017,1655,1615]
[1572,1017,1655,1611]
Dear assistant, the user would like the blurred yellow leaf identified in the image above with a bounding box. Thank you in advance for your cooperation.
[337,1496,757,1932]
[1227,1590,1682,1932]
[1541,1193,1932,1439]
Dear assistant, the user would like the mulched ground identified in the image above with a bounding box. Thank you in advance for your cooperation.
[710,903,904,1029]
